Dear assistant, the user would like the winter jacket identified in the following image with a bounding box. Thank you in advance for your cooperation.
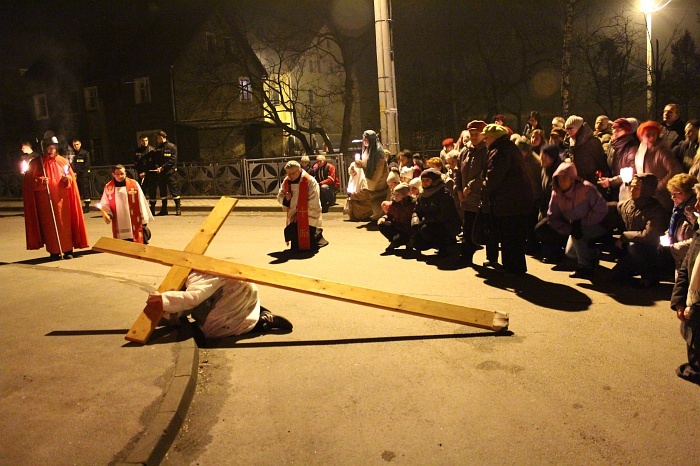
[637,141,682,212]
[568,123,611,184]
[482,135,534,217]
[414,180,461,236]
[547,162,608,236]
[456,141,488,213]
[385,196,416,237]
[617,174,670,246]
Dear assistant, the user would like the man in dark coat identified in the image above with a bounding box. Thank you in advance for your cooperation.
[153,130,181,216]
[662,103,685,149]
[134,134,158,215]
[481,124,534,274]
[69,138,91,213]
[612,173,670,287]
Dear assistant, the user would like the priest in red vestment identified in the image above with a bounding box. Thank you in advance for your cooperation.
[276,160,327,250]
[99,164,154,243]
[22,136,89,260]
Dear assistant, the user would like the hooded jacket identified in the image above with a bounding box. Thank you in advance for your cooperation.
[617,173,670,246]
[547,162,608,236]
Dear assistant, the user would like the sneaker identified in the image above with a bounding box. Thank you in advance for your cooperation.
[482,260,499,268]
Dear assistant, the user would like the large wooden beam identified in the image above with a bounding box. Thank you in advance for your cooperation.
[93,237,509,332]
[118,197,238,344]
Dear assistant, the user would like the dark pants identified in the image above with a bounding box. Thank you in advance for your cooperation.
[144,173,159,200]
[319,185,337,213]
[492,214,528,274]
[412,222,455,252]
[678,318,700,383]
[76,173,91,201]
[158,169,180,199]
[462,210,498,262]
[535,218,567,260]
[612,242,659,280]
[284,223,318,250]
[379,221,411,246]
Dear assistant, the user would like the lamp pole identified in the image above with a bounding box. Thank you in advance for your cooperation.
[640,0,672,119]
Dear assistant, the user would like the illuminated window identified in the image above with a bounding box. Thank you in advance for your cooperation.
[134,77,151,104]
[239,77,251,101]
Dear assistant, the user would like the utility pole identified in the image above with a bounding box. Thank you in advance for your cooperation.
[374,0,399,155]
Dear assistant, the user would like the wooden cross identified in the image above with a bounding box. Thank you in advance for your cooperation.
[116,196,237,344]
[93,202,509,341]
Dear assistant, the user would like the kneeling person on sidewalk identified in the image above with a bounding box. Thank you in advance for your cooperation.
[378,182,415,252]
[99,164,154,244]
[148,272,293,339]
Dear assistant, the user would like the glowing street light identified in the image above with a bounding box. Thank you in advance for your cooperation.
[640,0,672,119]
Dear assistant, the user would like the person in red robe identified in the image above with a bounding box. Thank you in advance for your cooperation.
[22,136,89,260]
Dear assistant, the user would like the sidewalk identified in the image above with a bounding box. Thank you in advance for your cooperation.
[0,196,345,213]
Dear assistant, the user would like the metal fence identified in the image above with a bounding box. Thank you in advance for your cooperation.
[0,154,354,199]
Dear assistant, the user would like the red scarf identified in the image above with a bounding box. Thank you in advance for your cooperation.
[284,172,311,250]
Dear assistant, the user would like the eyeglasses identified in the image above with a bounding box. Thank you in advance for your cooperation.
[670,191,684,197]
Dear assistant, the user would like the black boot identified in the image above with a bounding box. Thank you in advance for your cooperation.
[149,201,156,216]
[175,198,181,216]
[83,201,90,214]
[156,200,168,216]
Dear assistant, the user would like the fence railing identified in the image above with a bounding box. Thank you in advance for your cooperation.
[0,154,355,199]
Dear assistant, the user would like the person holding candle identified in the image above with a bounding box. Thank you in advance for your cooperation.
[22,135,89,260]
[99,164,154,244]
[19,141,38,174]
[598,118,639,203]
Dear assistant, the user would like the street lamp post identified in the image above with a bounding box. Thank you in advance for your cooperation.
[640,0,672,119]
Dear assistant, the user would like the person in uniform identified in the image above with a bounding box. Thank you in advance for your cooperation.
[153,130,181,216]
[134,134,158,215]
[70,138,91,213]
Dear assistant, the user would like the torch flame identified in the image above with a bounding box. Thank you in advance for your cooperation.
[20,160,29,174]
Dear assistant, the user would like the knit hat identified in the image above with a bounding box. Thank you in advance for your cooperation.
[393,182,410,195]
[565,115,584,130]
[387,170,400,184]
[612,118,633,134]
[409,177,422,189]
[636,120,663,140]
[420,168,442,180]
[467,120,487,132]
[550,128,567,139]
[627,118,640,132]
[482,124,509,139]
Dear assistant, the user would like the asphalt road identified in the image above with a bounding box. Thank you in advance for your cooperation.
[1,209,697,465]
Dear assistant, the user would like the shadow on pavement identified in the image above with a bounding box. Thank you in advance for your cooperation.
[46,329,130,336]
[205,330,513,349]
[474,265,592,312]
[268,249,317,264]
[1,249,102,266]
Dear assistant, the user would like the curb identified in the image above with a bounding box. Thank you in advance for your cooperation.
[117,336,198,466]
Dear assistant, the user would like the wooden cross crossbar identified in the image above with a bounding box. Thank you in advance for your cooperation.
[118,197,238,344]
[93,237,509,333]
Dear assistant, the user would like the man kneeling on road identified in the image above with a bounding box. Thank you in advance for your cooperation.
[147,271,293,340]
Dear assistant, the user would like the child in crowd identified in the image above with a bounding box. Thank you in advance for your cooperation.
[378,183,415,252]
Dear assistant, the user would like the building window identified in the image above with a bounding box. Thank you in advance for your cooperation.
[68,90,79,114]
[205,32,216,52]
[91,138,103,164]
[222,37,232,56]
[134,77,151,104]
[239,77,251,101]
[33,94,48,120]
[269,87,280,104]
[308,90,315,104]
[84,86,98,111]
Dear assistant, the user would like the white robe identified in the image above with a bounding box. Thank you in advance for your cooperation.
[276,174,323,228]
[100,182,153,240]
[160,272,260,338]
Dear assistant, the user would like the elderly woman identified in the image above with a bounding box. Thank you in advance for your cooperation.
[670,182,700,384]
[564,115,611,185]
[634,120,683,212]
[661,173,698,272]
[355,130,389,221]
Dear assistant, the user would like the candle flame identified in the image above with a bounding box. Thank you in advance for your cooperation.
[20,160,29,174]
[63,165,69,175]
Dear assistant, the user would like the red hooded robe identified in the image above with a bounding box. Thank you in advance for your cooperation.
[22,154,89,254]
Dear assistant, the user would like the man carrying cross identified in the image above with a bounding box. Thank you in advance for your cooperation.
[99,164,153,244]
[277,160,328,251]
